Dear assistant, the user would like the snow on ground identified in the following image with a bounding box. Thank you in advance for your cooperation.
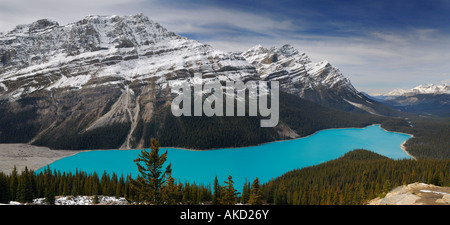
[420,190,450,196]
[2,196,130,205]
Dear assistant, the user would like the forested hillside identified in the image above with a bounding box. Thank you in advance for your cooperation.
[138,92,385,150]
[261,149,450,205]
[382,117,450,159]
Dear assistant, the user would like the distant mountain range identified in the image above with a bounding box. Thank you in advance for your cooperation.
[0,14,404,150]
[372,83,450,98]
[368,84,450,117]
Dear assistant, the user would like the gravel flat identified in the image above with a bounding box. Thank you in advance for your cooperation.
[0,144,81,174]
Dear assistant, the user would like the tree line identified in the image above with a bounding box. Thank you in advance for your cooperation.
[382,117,450,159]
[260,149,450,205]
[1,141,448,205]
[130,92,384,150]
[0,139,263,205]
[0,166,264,205]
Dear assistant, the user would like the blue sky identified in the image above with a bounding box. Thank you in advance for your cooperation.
[1,0,449,93]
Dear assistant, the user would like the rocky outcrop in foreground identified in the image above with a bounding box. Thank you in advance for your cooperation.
[368,183,450,205]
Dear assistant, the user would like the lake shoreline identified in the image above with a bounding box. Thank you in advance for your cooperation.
[161,123,414,153]
[378,124,415,160]
[1,124,415,174]
[0,144,81,174]
[31,124,414,192]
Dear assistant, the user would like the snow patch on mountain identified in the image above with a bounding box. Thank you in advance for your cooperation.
[242,44,358,97]
[344,99,380,115]
[383,83,450,96]
[46,75,92,90]
[0,14,257,103]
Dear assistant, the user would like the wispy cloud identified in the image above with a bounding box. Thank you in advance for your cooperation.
[0,0,449,94]
[0,0,144,32]
[135,2,303,41]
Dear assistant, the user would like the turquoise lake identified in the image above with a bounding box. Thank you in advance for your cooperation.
[37,124,412,191]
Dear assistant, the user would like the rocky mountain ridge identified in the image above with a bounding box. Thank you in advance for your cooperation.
[0,14,260,149]
[0,14,390,150]
[368,83,450,117]
[382,83,450,97]
[240,44,378,113]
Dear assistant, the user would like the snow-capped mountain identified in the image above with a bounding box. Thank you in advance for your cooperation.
[242,44,356,94]
[241,44,385,114]
[383,84,450,97]
[0,14,257,101]
[371,83,450,117]
[0,14,259,149]
[0,14,394,150]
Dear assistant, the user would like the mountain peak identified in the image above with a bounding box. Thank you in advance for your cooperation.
[241,44,362,111]
[242,44,310,67]
[0,13,187,69]
[0,13,257,101]
[278,44,300,58]
[0,14,262,149]
[5,18,59,36]
[79,13,152,24]
[384,83,450,96]
[29,19,59,32]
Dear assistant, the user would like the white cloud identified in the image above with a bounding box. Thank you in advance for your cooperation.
[138,4,302,39]
[209,29,450,94]
[0,0,449,94]
[0,0,144,32]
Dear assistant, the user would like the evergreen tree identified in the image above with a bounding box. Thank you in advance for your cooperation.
[44,167,55,205]
[177,182,183,203]
[182,182,191,204]
[0,173,11,203]
[110,172,118,197]
[222,175,239,205]
[91,172,100,196]
[274,181,288,205]
[382,179,392,195]
[62,174,70,196]
[116,175,125,198]
[125,175,136,201]
[161,165,178,205]
[241,178,250,204]
[16,167,33,203]
[101,171,110,196]
[191,183,198,205]
[71,178,78,197]
[9,166,18,201]
[248,177,262,205]
[212,176,221,205]
[129,139,171,204]
[93,194,99,204]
